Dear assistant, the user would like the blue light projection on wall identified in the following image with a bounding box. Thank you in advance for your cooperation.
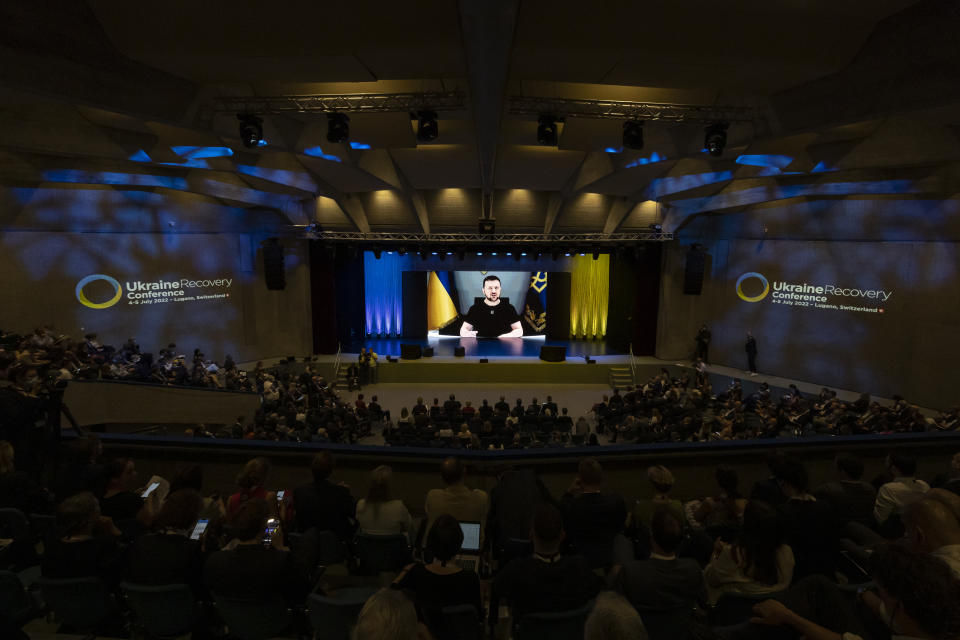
[41,170,188,190]
[171,146,235,159]
[604,147,623,154]
[349,142,371,150]
[364,251,406,336]
[735,154,793,169]
[625,151,666,168]
[647,170,733,199]
[303,146,343,162]
[129,150,152,162]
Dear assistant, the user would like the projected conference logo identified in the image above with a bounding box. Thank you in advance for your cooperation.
[735,272,890,314]
[76,274,233,310]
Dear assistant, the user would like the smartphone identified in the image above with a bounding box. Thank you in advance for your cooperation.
[276,490,285,502]
[190,518,209,541]
[141,482,160,498]
[262,518,280,546]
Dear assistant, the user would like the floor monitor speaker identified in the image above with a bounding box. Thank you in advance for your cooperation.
[422,347,434,357]
[454,346,466,357]
[539,345,566,362]
[400,344,422,360]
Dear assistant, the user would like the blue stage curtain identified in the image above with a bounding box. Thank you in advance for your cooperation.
[364,252,403,336]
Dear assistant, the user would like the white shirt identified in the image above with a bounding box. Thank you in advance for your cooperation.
[873,477,929,524]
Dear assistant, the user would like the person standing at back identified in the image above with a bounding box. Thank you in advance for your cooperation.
[292,452,356,542]
[424,458,488,547]
[560,458,628,569]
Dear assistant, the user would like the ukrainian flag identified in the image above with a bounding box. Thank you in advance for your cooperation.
[523,271,548,335]
[427,271,460,331]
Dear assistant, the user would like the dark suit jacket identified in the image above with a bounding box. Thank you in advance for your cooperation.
[293,480,356,540]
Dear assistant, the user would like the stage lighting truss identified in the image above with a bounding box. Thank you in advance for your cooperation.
[211,91,467,115]
[292,229,673,243]
[508,96,755,124]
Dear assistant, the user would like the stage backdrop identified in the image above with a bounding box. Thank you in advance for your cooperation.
[658,238,960,408]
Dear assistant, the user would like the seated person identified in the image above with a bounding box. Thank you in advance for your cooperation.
[750,544,960,640]
[42,492,126,588]
[630,465,685,530]
[813,454,877,529]
[100,457,158,538]
[776,459,840,581]
[560,458,628,569]
[703,500,794,604]
[125,489,207,596]
[489,503,603,632]
[293,452,356,541]
[392,514,482,635]
[874,453,929,536]
[903,491,960,578]
[584,592,649,640]
[690,465,747,537]
[203,498,309,606]
[352,588,422,640]
[226,457,275,521]
[0,440,53,515]
[613,508,705,619]
[356,465,412,538]
[424,458,488,546]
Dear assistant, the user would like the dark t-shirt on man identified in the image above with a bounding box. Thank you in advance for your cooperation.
[464,301,521,338]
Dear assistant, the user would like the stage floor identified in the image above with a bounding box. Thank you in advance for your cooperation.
[343,336,622,358]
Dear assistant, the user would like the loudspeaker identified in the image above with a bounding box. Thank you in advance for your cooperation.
[479,358,488,363]
[400,344,422,360]
[454,346,466,357]
[263,239,285,290]
[478,220,495,234]
[683,248,707,295]
[539,345,566,362]
[422,347,434,357]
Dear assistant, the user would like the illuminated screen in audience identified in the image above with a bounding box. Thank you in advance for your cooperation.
[459,522,481,551]
[428,270,549,337]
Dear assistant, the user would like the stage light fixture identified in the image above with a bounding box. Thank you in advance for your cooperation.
[419,247,428,260]
[537,115,558,146]
[704,122,728,157]
[326,113,350,144]
[622,120,644,150]
[373,247,382,259]
[592,247,601,260]
[237,114,263,148]
[397,246,407,256]
[649,223,662,231]
[416,110,438,142]
[438,251,445,261]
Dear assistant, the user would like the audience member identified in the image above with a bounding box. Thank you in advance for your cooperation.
[489,503,604,631]
[583,592,649,640]
[902,493,960,578]
[292,451,356,541]
[874,453,929,535]
[393,514,482,636]
[813,454,876,529]
[125,489,206,596]
[204,498,309,606]
[750,544,960,640]
[560,458,629,568]
[0,439,52,515]
[485,467,554,558]
[356,465,412,538]
[613,507,705,631]
[226,457,274,521]
[631,465,684,529]
[351,588,422,640]
[424,458,488,545]
[776,459,840,580]
[691,465,747,538]
[41,492,125,588]
[100,457,156,538]
[704,500,794,604]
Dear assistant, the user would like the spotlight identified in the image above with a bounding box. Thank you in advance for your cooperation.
[704,122,728,157]
[622,120,644,150]
[537,115,558,146]
[237,114,263,148]
[397,246,407,256]
[416,110,438,142]
[649,223,662,232]
[327,113,350,144]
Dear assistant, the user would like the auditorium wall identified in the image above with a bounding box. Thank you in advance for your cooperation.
[657,196,960,409]
[0,185,312,362]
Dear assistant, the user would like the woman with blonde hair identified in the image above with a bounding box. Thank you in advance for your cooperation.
[356,465,412,538]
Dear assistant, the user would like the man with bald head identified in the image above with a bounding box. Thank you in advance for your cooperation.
[424,457,488,546]
[903,490,960,578]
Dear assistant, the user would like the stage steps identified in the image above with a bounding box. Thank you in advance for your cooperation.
[609,366,633,390]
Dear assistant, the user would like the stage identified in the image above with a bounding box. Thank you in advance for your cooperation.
[342,335,623,359]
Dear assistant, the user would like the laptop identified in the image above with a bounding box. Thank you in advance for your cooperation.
[454,521,482,572]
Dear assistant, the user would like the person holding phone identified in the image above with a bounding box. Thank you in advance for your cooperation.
[204,498,310,609]
[125,489,208,597]
[100,457,161,538]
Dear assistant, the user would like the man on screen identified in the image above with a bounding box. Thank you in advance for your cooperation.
[460,275,523,338]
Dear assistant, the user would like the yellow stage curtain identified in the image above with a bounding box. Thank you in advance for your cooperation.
[570,254,609,339]
[427,271,459,330]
